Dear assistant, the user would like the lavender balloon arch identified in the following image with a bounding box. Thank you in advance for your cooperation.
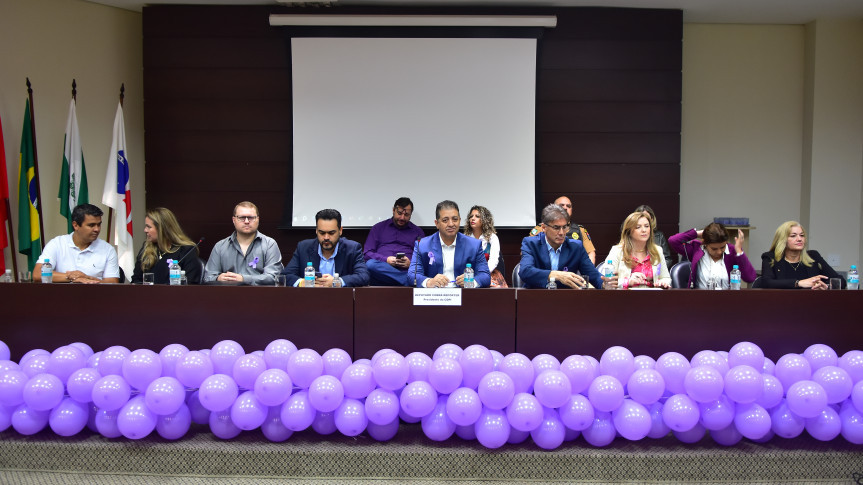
[1,339,862,448]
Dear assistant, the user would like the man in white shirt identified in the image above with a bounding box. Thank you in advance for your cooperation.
[34,204,120,283]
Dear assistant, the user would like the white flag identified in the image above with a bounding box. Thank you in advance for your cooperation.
[102,102,134,281]
[60,98,88,233]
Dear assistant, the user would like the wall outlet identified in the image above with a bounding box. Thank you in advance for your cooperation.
[827,254,841,267]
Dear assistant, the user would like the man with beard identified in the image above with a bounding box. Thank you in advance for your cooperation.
[282,209,369,287]
[204,201,283,285]
[363,197,425,286]
[34,203,120,283]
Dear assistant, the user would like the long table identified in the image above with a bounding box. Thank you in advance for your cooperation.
[2,284,860,362]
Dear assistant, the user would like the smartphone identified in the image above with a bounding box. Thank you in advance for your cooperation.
[315,272,323,278]
[396,252,406,260]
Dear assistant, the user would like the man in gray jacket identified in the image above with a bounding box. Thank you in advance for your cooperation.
[204,201,283,285]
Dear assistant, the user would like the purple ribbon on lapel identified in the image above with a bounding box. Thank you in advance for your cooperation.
[428,251,435,265]
[563,266,568,272]
[249,256,259,268]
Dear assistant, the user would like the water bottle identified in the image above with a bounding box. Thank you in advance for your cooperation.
[304,262,316,288]
[41,259,53,283]
[333,273,342,288]
[180,270,188,286]
[464,263,475,288]
[169,259,181,286]
[849,265,859,290]
[546,276,557,290]
[730,265,741,290]
[1,269,12,283]
[603,259,615,279]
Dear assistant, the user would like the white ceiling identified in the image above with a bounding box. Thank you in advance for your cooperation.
[86,0,863,24]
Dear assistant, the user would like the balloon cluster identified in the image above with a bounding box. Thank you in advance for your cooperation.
[1,339,863,449]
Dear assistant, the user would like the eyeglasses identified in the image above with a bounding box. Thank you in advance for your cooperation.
[545,224,571,233]
[234,216,258,222]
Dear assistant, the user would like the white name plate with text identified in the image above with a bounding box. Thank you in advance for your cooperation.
[413,288,462,306]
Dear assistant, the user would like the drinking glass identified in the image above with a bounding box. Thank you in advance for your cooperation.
[829,278,843,290]
[143,273,155,285]
[275,275,287,287]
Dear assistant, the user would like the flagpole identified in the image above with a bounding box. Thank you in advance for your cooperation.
[26,78,45,248]
[106,84,124,244]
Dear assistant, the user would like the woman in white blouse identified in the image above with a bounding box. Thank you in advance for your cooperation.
[463,205,506,287]
[603,211,671,289]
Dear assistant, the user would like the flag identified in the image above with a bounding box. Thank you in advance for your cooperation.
[0,114,9,271]
[17,99,41,271]
[102,102,133,281]
[59,98,88,233]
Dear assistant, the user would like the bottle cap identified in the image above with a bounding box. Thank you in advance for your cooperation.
[852,265,857,269]
[466,263,472,268]
[607,259,613,264]
[733,265,739,269]
[307,262,313,266]
[550,276,556,282]
[44,258,50,263]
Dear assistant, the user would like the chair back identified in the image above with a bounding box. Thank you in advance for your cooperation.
[197,258,207,284]
[670,261,691,289]
[512,262,523,288]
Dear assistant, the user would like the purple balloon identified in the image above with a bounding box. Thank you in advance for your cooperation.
[805,405,842,441]
[812,366,852,404]
[400,381,437,418]
[210,408,242,439]
[280,391,315,431]
[48,397,89,436]
[477,371,515,410]
[340,363,376,399]
[762,357,776,375]
[96,345,129,377]
[0,360,19,373]
[474,407,510,449]
[370,348,396,367]
[23,373,64,411]
[12,404,50,435]
[840,401,863,444]
[0,341,9,361]
[19,349,49,365]
[724,365,763,404]
[156,403,192,440]
[373,352,409,391]
[684,365,724,403]
[322,348,351,379]
[187,390,211,425]
[231,390,267,430]
[530,407,566,450]
[198,374,239,412]
[774,353,812,391]
[690,350,729,375]
[508,428,531,444]
[459,345,494,390]
[647,401,670,439]
[699,394,736,431]
[421,396,456,441]
[69,342,93,358]
[560,355,595,395]
[404,352,432,383]
[673,421,706,443]
[158,343,189,378]
[727,341,765,370]
[232,354,267,390]
[308,375,345,413]
[633,355,656,370]
[803,344,838,371]
[612,399,651,441]
[94,408,122,438]
[490,350,504,371]
[365,388,400,425]
[210,340,245,376]
[254,369,293,407]
[534,370,572,409]
[559,394,595,431]
[627,369,666,405]
[428,358,463,395]
[287,349,323,389]
[786,380,827,418]
[66,368,101,404]
[117,396,158,439]
[564,426,580,442]
[48,345,87,382]
[839,350,863,383]
[367,418,400,442]
[662,394,699,432]
[711,423,743,446]
[655,352,691,394]
[854,381,863,413]
[531,354,561,376]
[506,392,543,432]
[455,424,477,441]
[261,405,293,442]
[433,343,463,361]
[312,411,337,435]
[0,370,28,406]
[87,352,101,370]
[175,351,214,389]
[263,339,297,370]
[398,405,421,424]
[599,346,635,383]
[755,374,784,409]
[445,387,482,427]
[770,399,805,438]
[733,402,771,440]
[499,353,535,394]
[582,411,616,447]
[587,375,624,413]
[0,404,13,432]
[144,376,185,415]
[20,354,50,378]
[122,349,162,391]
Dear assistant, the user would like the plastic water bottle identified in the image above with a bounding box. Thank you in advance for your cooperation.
[180,270,188,286]
[464,263,475,288]
[169,259,181,286]
[41,259,53,283]
[604,259,615,279]
[304,262,315,288]
[730,265,741,290]
[333,273,341,288]
[1,269,12,283]
[546,276,557,290]
[849,265,859,290]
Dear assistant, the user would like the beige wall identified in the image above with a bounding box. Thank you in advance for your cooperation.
[0,0,144,272]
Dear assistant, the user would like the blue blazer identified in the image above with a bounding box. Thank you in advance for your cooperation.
[407,232,491,288]
[282,238,369,287]
[518,235,603,289]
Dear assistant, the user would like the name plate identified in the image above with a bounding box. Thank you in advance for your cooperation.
[413,288,462,306]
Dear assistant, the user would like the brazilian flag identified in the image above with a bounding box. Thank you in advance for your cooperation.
[18,99,41,271]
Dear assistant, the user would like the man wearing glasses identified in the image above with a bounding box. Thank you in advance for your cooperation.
[519,204,602,289]
[529,195,596,264]
[204,201,284,285]
[363,197,425,286]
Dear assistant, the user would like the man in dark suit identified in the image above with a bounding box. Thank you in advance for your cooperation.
[282,209,369,287]
[407,200,490,288]
[519,204,603,289]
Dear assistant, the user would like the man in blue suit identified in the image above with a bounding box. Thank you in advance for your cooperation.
[282,209,369,287]
[407,200,490,288]
[519,204,603,289]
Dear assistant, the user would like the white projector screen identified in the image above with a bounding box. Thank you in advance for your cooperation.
[291,37,537,227]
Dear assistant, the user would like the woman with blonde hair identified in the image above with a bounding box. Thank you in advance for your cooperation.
[603,211,671,289]
[760,221,843,289]
[132,207,202,284]
[464,205,507,287]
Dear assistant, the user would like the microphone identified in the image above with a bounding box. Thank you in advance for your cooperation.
[174,237,205,265]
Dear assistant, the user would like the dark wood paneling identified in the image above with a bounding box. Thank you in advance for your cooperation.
[144,69,292,100]
[537,101,682,133]
[549,8,683,40]
[144,99,291,131]
[539,70,681,101]
[540,41,682,70]
[144,132,292,163]
[538,163,680,194]
[146,162,288,192]
[537,133,681,164]
[144,38,289,69]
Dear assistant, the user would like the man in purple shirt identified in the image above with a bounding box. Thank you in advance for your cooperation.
[363,197,425,286]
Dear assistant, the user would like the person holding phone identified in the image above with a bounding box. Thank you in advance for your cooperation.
[282,209,369,287]
[363,197,425,286]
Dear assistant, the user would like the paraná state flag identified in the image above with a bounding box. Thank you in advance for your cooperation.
[59,98,88,233]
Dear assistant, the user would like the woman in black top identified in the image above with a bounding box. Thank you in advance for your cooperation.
[760,220,844,289]
[132,207,202,284]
